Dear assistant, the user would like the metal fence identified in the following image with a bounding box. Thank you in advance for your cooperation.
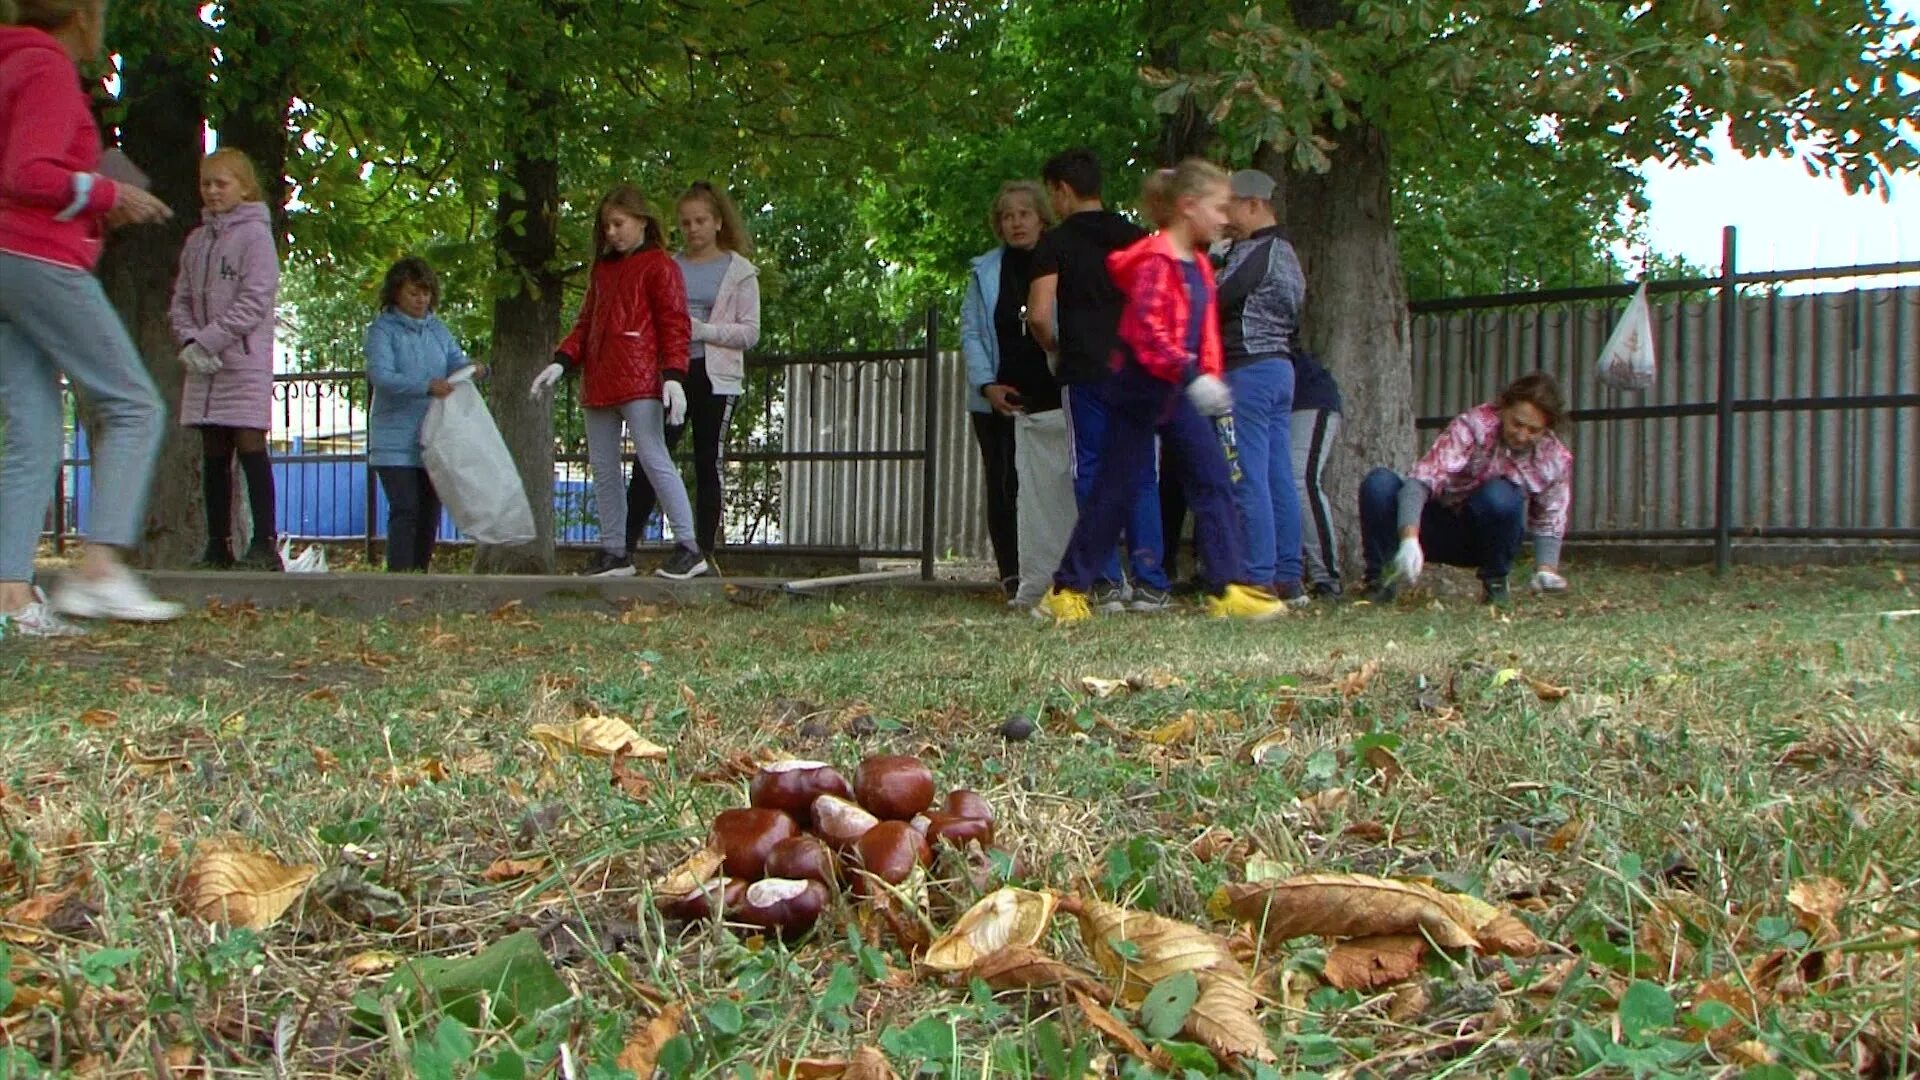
[48,314,944,577]
[1411,229,1919,569]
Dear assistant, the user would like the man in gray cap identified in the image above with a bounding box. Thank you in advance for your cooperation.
[1210,168,1312,602]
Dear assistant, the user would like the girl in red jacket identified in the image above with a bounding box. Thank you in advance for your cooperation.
[530,184,705,579]
[1036,160,1284,623]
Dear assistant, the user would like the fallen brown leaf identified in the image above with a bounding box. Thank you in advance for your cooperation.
[1525,675,1571,701]
[616,1003,684,1079]
[122,741,192,777]
[924,888,1058,972]
[655,847,726,897]
[1069,895,1242,1005]
[1080,676,1127,699]
[610,749,654,799]
[181,842,316,929]
[341,950,403,975]
[530,714,667,759]
[481,857,547,883]
[1069,987,1173,1071]
[1323,934,1428,990]
[1388,981,1432,1022]
[1787,876,1847,942]
[310,746,340,774]
[1217,874,1479,950]
[844,1046,899,1080]
[1189,969,1277,1064]
[1544,817,1586,853]
[1726,1040,1774,1066]
[968,945,1110,1002]
[76,708,117,729]
[1337,660,1381,698]
[1,884,79,945]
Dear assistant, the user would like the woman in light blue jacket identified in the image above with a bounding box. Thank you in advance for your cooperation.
[959,180,1053,598]
[365,257,479,572]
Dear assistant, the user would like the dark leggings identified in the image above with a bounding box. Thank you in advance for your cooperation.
[199,425,274,551]
[627,357,736,553]
[377,466,441,572]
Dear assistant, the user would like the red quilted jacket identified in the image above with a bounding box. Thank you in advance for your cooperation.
[557,247,690,407]
[1106,232,1224,385]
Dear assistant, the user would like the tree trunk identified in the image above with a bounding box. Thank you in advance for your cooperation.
[472,141,563,575]
[95,49,207,569]
[1269,122,1412,580]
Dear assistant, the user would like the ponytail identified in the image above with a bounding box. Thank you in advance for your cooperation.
[1140,159,1229,229]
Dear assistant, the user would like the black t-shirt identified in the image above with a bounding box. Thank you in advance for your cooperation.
[1030,209,1146,385]
[992,246,1061,413]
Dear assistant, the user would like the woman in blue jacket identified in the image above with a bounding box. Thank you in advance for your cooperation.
[365,257,479,572]
[959,180,1053,598]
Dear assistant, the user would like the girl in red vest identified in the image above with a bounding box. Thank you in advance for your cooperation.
[531,185,705,579]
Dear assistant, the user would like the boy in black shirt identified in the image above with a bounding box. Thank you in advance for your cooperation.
[1025,148,1173,612]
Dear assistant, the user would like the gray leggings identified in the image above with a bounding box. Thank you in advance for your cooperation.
[585,398,694,555]
[1,254,165,582]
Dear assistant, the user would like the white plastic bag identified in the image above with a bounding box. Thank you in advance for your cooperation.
[420,368,538,546]
[1597,283,1657,391]
[278,537,329,574]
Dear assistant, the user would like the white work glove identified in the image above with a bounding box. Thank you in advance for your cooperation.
[528,362,565,400]
[1387,536,1425,586]
[689,319,713,343]
[663,380,688,426]
[1185,373,1233,417]
[180,342,221,375]
[1530,569,1568,593]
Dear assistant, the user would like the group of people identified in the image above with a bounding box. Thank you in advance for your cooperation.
[960,149,1574,623]
[0,2,1574,640]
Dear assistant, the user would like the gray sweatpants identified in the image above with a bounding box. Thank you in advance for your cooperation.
[1,254,166,582]
[585,398,693,555]
[1012,409,1077,607]
[1290,407,1342,588]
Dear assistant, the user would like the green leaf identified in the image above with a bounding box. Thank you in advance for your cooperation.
[1139,971,1200,1041]
[1151,81,1191,115]
[881,1015,957,1066]
[1617,980,1675,1045]
[1685,999,1740,1032]
[657,1033,695,1078]
[1157,1038,1220,1074]
[1034,1020,1069,1080]
[818,963,858,1029]
[476,1047,528,1079]
[386,931,571,1032]
[1305,748,1340,783]
[412,1017,478,1080]
[78,947,142,989]
[703,999,744,1037]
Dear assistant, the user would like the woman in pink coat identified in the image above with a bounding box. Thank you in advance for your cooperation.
[168,148,282,569]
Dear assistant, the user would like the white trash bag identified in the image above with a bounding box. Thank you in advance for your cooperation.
[420,367,538,546]
[1597,282,1657,391]
[278,537,329,574]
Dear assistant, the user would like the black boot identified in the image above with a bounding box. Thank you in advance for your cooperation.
[196,539,234,569]
[240,538,282,572]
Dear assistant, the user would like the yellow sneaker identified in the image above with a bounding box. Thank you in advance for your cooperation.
[1033,587,1093,625]
[1206,583,1287,622]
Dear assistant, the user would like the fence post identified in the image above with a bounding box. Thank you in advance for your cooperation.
[1713,226,1738,574]
[365,457,377,568]
[53,413,67,556]
[920,306,939,582]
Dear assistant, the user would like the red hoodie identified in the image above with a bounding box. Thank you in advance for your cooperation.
[1105,231,1225,385]
[0,26,118,270]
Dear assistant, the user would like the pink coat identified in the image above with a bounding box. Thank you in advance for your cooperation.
[169,202,280,429]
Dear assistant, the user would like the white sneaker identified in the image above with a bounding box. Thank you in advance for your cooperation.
[51,568,184,623]
[0,589,88,639]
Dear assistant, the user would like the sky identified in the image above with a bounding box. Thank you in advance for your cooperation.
[1635,0,1920,278]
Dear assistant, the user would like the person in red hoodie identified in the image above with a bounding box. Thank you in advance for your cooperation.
[1034,160,1286,624]
[529,184,705,580]
[1,0,182,639]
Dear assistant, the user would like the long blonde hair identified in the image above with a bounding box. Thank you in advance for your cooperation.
[679,181,752,257]
[1140,159,1229,229]
[203,148,265,203]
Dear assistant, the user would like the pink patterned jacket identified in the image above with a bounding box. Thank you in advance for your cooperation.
[1410,403,1572,540]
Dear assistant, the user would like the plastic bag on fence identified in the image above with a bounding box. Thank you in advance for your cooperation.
[420,367,538,546]
[1597,282,1657,391]
[278,537,329,574]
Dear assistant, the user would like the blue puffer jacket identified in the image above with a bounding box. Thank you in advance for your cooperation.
[957,246,1006,414]
[366,309,472,468]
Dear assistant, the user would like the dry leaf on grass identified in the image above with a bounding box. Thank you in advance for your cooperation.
[310,746,340,774]
[1216,874,1478,950]
[530,714,668,759]
[655,847,725,897]
[1726,1040,1775,1066]
[1545,817,1586,852]
[2,884,79,945]
[1080,676,1128,698]
[968,945,1110,1002]
[1444,891,1548,957]
[1525,675,1570,701]
[923,888,1058,972]
[481,857,547,883]
[845,1046,899,1080]
[1323,934,1428,990]
[1297,789,1351,822]
[1070,896,1242,1004]
[610,750,654,799]
[1337,660,1381,698]
[75,708,117,729]
[1190,969,1278,1063]
[342,950,403,975]
[1388,981,1431,1022]
[1069,986,1173,1071]
[122,741,192,777]
[181,843,317,929]
[1787,876,1847,941]
[617,1003,684,1079]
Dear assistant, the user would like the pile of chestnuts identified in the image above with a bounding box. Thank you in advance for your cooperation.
[653,754,996,937]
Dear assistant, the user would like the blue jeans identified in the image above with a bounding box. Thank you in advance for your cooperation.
[1226,358,1302,589]
[1358,468,1526,583]
[1056,366,1244,594]
[1064,379,1170,591]
[0,254,166,582]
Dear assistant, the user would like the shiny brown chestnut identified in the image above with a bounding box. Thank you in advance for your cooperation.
[736,877,830,937]
[764,835,838,886]
[811,793,881,850]
[942,789,994,823]
[749,760,853,823]
[709,807,799,880]
[853,820,932,893]
[653,876,746,921]
[853,755,936,820]
[923,812,995,849]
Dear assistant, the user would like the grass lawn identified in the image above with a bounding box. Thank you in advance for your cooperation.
[1,564,1916,1078]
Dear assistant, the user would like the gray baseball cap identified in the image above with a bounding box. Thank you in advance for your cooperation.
[1229,169,1276,200]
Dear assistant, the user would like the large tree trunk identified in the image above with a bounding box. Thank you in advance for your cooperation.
[1270,122,1413,579]
[472,140,563,575]
[96,47,207,569]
